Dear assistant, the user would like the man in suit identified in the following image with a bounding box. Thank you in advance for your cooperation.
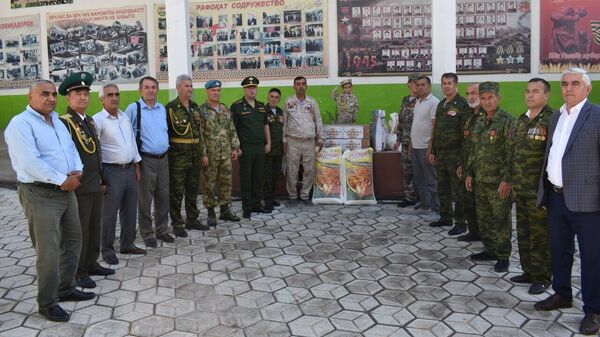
[535,67,600,335]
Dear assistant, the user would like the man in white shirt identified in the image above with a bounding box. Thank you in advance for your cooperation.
[410,75,440,218]
[93,84,146,266]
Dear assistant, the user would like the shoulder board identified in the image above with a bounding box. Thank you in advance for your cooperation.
[59,114,72,120]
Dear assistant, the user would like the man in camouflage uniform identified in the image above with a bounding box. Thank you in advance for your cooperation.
[394,74,419,207]
[509,78,553,294]
[465,82,515,273]
[199,80,241,226]
[331,79,359,123]
[166,74,209,237]
[457,83,482,242]
[429,73,468,235]
[262,88,284,211]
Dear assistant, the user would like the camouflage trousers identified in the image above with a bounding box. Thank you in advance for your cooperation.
[436,153,465,224]
[262,154,283,202]
[400,142,417,202]
[515,193,551,284]
[475,181,512,259]
[202,156,232,209]
[169,150,201,228]
[462,181,479,236]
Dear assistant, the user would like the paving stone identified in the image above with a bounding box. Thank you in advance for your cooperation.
[330,310,375,332]
[175,310,219,333]
[289,316,335,337]
[339,293,380,312]
[83,320,130,337]
[371,305,415,326]
[260,302,302,322]
[155,298,195,317]
[363,324,412,337]
[300,298,343,317]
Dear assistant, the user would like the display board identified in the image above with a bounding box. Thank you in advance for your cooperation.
[11,0,73,9]
[337,0,432,76]
[0,15,42,88]
[456,0,531,73]
[155,0,328,81]
[46,6,149,84]
[540,0,600,73]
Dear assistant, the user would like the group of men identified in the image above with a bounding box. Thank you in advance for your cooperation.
[394,68,599,335]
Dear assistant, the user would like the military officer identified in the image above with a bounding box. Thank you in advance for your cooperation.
[331,79,359,123]
[166,74,209,237]
[262,88,284,211]
[58,72,114,289]
[230,76,271,219]
[509,78,554,294]
[199,80,241,226]
[465,82,515,273]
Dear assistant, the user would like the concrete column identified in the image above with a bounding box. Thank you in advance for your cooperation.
[165,0,192,94]
[431,0,456,86]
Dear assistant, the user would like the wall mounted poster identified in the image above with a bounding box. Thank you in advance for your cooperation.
[540,0,600,73]
[11,0,73,9]
[155,0,328,82]
[456,0,531,73]
[337,0,432,76]
[0,15,42,88]
[46,6,149,84]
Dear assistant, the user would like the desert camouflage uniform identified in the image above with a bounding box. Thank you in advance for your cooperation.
[331,88,359,123]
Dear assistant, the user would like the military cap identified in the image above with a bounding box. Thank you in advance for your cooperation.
[205,79,222,89]
[241,76,259,87]
[408,73,420,83]
[479,81,499,95]
[58,71,93,96]
[340,79,352,86]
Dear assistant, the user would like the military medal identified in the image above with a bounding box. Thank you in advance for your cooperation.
[489,129,496,142]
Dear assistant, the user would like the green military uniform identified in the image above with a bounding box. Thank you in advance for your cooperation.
[431,94,469,226]
[396,94,418,203]
[331,79,359,124]
[262,104,284,208]
[460,106,482,237]
[510,105,554,284]
[466,89,514,261]
[166,96,205,230]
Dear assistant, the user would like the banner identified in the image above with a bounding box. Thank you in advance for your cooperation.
[155,0,328,82]
[11,0,72,8]
[540,0,600,73]
[337,0,432,76]
[46,6,149,84]
[456,0,531,73]
[0,15,42,88]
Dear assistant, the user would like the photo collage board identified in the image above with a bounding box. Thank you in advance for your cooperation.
[0,15,42,88]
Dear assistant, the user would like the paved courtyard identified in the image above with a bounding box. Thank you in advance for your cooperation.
[0,187,586,337]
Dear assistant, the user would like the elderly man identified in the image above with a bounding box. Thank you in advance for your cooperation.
[283,76,324,204]
[331,79,359,123]
[58,72,113,289]
[166,74,208,237]
[125,76,174,247]
[5,80,94,322]
[93,84,146,266]
[535,68,600,335]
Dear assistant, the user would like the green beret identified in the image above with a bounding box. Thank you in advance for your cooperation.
[205,80,222,89]
[241,76,259,87]
[479,81,499,95]
[58,72,93,96]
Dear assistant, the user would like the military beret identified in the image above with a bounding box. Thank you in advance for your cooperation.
[408,73,420,83]
[58,71,93,96]
[479,81,499,95]
[340,79,352,86]
[241,76,259,87]
[205,79,222,89]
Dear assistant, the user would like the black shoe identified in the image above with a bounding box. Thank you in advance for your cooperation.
[430,220,452,227]
[104,255,119,265]
[243,210,252,219]
[448,223,467,235]
[252,206,272,213]
[272,200,280,207]
[207,216,217,227]
[580,312,600,335]
[39,305,70,322]
[77,276,96,289]
[157,233,175,243]
[219,210,241,222]
[457,232,481,242]
[59,289,96,302]
[89,266,115,276]
[414,203,421,210]
[299,198,312,205]
[397,199,416,207]
[494,259,509,272]
[529,283,548,295]
[144,238,158,248]
[534,293,573,311]
[186,219,209,231]
[510,274,531,284]
[173,227,188,237]
[470,251,496,261]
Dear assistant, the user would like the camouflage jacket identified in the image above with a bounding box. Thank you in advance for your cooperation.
[331,88,359,124]
[465,108,515,184]
[396,95,417,145]
[509,105,554,196]
[431,94,470,158]
[198,101,240,160]
[459,106,483,168]
[165,97,205,158]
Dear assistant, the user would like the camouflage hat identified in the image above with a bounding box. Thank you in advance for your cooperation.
[205,79,222,89]
[340,79,352,86]
[479,81,499,95]
[408,73,420,83]
[241,76,259,87]
[58,72,93,96]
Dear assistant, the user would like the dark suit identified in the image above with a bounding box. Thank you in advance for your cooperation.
[537,99,600,314]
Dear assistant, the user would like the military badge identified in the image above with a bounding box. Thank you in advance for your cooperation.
[489,129,496,142]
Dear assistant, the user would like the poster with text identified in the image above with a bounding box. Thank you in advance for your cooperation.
[11,0,72,9]
[456,0,531,73]
[337,0,432,76]
[0,15,42,88]
[155,0,328,82]
[540,0,600,73]
[47,6,148,84]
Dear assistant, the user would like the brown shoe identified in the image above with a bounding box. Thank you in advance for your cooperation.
[534,293,572,311]
[580,312,600,335]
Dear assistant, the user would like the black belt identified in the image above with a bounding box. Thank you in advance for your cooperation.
[140,152,167,159]
[26,182,64,191]
[103,162,134,168]
[553,186,564,194]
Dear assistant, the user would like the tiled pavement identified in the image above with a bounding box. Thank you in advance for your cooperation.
[0,187,587,337]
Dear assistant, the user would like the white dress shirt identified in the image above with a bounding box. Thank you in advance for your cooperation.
[546,98,587,187]
[93,109,142,164]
